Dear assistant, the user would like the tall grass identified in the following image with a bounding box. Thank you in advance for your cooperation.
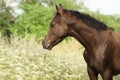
[0,34,120,80]
[0,34,87,80]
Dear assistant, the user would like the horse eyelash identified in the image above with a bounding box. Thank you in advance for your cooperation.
[50,23,54,27]
[50,21,60,27]
[50,22,54,27]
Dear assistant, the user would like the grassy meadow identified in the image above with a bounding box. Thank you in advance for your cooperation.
[0,34,88,80]
[0,34,120,80]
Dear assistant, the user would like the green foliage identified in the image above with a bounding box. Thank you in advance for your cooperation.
[11,4,54,40]
[0,0,14,43]
[10,0,82,41]
[0,0,13,28]
[9,0,120,41]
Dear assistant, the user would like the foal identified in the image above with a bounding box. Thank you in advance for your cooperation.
[42,5,120,80]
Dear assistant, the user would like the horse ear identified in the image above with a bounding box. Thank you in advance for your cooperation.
[59,4,63,8]
[55,4,63,15]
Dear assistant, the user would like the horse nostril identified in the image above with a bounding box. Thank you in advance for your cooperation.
[42,40,51,49]
[46,44,50,49]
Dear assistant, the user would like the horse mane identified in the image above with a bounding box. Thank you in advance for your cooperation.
[63,9,112,31]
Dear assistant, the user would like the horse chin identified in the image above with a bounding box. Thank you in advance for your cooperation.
[52,39,62,47]
[43,42,57,50]
[43,39,62,50]
[47,39,62,50]
[44,43,53,50]
[47,45,53,50]
[44,43,56,50]
[46,47,52,50]
[42,41,52,50]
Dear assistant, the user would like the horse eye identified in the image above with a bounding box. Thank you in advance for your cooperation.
[50,22,59,27]
[50,24,54,27]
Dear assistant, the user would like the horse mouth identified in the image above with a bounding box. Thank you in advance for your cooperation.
[42,42,52,50]
[45,44,52,50]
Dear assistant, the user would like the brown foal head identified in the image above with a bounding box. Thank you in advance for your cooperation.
[42,5,69,50]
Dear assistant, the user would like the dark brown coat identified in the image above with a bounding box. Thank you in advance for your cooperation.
[42,5,120,80]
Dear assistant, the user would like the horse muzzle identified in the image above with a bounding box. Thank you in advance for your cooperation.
[42,40,52,50]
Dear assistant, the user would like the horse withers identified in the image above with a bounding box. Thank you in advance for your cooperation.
[42,4,120,80]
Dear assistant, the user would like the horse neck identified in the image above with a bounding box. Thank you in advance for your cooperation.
[68,21,100,53]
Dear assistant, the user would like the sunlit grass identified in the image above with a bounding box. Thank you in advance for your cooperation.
[0,34,87,80]
[0,34,120,80]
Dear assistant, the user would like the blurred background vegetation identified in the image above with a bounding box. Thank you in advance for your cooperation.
[0,0,120,42]
[0,0,120,80]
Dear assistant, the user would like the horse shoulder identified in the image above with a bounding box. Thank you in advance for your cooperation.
[83,40,108,72]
